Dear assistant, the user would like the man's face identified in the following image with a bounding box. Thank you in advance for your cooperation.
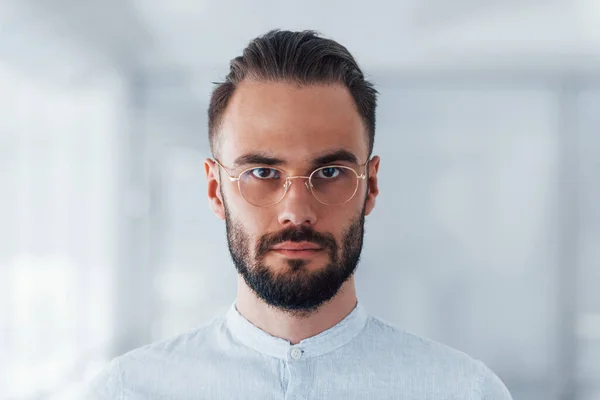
[205,81,380,314]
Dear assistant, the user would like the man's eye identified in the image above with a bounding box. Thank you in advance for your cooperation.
[250,168,279,179]
[315,167,341,179]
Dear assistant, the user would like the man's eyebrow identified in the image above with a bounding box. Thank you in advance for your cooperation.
[311,149,359,167]
[233,153,286,168]
[232,149,360,170]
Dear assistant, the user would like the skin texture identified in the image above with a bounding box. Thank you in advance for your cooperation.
[204,81,380,344]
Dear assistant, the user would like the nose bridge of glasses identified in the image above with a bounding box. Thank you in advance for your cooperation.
[284,175,312,192]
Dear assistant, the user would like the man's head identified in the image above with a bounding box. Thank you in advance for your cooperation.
[208,29,378,157]
[204,30,380,315]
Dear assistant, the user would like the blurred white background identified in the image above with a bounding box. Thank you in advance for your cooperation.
[0,1,599,399]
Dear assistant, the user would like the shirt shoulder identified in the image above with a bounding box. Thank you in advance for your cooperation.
[360,316,512,399]
[84,316,228,399]
[120,315,227,361]
[364,315,474,363]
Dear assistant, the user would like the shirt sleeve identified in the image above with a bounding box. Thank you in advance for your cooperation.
[476,361,513,400]
[82,358,123,400]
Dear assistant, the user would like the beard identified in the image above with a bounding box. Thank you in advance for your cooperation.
[224,200,366,316]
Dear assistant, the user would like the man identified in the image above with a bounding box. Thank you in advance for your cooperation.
[88,30,512,399]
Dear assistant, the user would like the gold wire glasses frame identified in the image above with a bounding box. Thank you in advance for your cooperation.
[213,158,369,207]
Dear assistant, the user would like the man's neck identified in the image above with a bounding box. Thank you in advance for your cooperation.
[235,276,358,345]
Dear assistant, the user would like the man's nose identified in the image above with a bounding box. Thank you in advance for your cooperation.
[277,178,318,226]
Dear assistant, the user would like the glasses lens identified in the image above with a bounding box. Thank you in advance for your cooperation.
[310,166,359,205]
[239,167,286,207]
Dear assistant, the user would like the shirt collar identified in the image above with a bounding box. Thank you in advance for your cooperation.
[225,301,369,360]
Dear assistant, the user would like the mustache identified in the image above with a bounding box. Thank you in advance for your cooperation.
[256,225,337,258]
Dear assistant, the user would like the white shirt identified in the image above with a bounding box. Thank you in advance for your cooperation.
[87,302,512,399]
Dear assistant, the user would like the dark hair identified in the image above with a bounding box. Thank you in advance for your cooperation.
[208,29,378,156]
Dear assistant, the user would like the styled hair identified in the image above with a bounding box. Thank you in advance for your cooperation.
[208,29,378,156]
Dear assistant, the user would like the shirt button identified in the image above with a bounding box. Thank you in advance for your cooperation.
[290,348,303,360]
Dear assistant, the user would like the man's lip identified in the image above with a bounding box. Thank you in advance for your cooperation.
[270,241,323,251]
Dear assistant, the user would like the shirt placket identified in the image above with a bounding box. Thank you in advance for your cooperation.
[284,345,310,400]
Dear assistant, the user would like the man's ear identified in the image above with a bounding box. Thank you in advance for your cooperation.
[204,159,226,220]
[364,156,380,216]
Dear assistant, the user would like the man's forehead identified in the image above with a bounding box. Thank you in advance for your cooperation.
[217,81,369,163]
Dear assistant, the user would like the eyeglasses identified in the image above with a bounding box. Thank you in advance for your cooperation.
[213,158,369,207]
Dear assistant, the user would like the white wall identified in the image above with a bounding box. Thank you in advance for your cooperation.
[0,61,127,398]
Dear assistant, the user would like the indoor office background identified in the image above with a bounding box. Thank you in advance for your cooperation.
[0,1,599,399]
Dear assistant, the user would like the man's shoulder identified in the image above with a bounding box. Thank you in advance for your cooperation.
[365,315,477,364]
[84,316,227,399]
[361,315,513,399]
[104,315,227,376]
[118,315,227,364]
